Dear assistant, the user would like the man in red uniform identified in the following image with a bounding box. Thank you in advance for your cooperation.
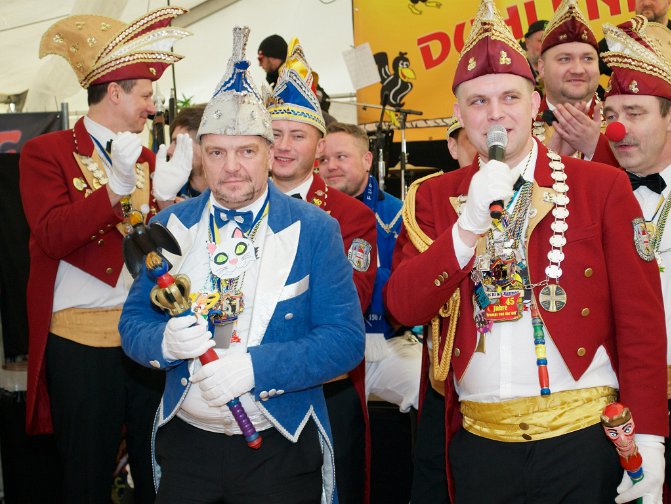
[385,1,667,503]
[268,37,377,504]
[602,16,671,502]
[534,0,618,165]
[20,8,192,502]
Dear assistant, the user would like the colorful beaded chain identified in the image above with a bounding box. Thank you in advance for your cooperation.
[531,303,551,396]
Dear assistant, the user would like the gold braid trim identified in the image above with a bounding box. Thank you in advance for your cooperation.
[403,173,460,382]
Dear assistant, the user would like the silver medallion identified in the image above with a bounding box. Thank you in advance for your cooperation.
[539,284,567,312]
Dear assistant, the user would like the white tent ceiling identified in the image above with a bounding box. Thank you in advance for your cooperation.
[0,0,357,120]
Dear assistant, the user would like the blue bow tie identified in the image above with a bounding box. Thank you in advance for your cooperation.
[213,208,254,233]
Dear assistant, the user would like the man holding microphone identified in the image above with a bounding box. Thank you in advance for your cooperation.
[385,1,667,503]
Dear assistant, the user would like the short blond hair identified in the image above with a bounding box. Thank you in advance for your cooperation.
[326,122,370,153]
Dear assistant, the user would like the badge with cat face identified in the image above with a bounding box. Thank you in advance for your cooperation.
[207,227,259,280]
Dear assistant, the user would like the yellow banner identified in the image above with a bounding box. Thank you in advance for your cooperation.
[353,0,636,142]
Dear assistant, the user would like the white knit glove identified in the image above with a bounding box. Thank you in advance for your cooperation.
[457,159,520,235]
[190,353,255,407]
[109,131,142,195]
[153,133,193,201]
[615,434,665,504]
[161,315,214,362]
[365,333,390,362]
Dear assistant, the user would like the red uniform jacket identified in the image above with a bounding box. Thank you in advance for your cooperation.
[385,140,667,499]
[19,117,156,435]
[535,96,619,167]
[307,173,377,503]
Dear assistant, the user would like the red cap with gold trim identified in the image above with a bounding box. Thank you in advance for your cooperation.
[452,0,534,93]
[540,0,597,54]
[39,7,190,88]
[602,16,671,99]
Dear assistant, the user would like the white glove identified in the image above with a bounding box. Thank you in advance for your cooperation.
[109,131,142,195]
[457,159,520,235]
[161,315,214,362]
[190,353,255,407]
[152,133,193,201]
[615,434,665,504]
[365,333,390,363]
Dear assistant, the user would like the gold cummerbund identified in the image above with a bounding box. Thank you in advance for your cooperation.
[460,386,617,443]
[50,307,123,348]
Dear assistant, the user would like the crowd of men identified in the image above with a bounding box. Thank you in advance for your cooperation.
[15,0,671,503]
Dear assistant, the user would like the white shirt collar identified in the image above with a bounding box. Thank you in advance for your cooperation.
[659,165,671,193]
[84,115,115,147]
[282,174,314,200]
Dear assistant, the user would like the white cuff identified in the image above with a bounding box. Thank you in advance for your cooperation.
[452,222,475,269]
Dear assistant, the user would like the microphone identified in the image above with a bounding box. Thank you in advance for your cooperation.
[376,92,390,191]
[487,125,508,219]
[605,121,626,143]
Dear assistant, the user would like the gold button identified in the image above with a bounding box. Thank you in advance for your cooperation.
[454,348,461,357]
[90,235,97,241]
[584,268,593,278]
[519,422,529,430]
[577,347,586,357]
[522,434,532,441]
[442,271,449,278]
[99,229,105,235]
[434,279,441,286]
[581,308,590,317]
[97,239,104,247]
[105,267,113,275]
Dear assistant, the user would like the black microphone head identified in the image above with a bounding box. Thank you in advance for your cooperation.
[486,125,507,150]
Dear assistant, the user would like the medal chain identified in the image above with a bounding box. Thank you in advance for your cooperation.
[472,148,568,397]
[542,150,568,282]
[651,194,671,252]
[206,201,268,305]
[483,148,534,258]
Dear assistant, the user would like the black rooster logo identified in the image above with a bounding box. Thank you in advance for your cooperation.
[374,51,416,108]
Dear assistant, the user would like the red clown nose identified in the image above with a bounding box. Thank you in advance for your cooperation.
[605,122,626,142]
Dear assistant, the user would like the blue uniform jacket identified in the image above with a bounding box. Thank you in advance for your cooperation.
[359,176,403,339]
[119,183,365,503]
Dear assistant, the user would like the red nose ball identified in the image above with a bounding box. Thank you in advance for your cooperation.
[605,122,626,142]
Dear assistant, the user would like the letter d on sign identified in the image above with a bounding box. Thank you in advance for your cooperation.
[417,32,450,70]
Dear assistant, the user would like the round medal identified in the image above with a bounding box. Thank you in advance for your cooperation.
[539,284,567,312]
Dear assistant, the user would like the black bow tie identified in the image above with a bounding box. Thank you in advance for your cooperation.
[290,193,303,200]
[105,139,113,153]
[628,172,667,194]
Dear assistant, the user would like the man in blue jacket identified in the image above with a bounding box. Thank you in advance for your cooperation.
[119,27,364,504]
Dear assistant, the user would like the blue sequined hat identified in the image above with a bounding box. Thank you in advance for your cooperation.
[198,26,273,142]
[267,37,326,135]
